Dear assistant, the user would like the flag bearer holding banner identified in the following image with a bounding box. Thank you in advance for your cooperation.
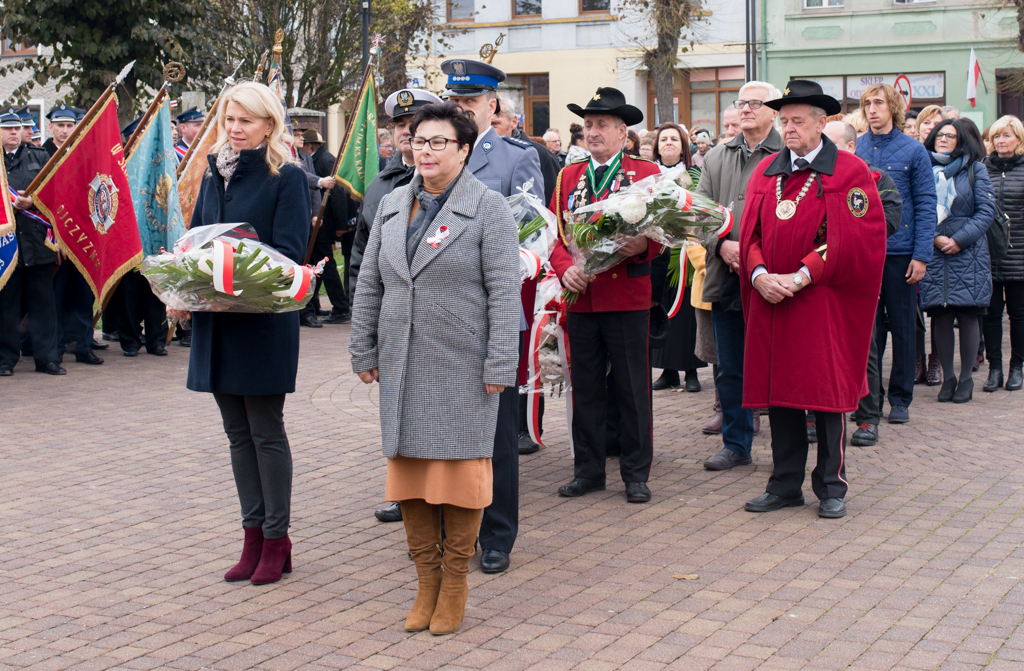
[0,107,64,376]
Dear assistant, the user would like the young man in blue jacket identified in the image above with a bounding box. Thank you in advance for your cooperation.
[856,84,937,425]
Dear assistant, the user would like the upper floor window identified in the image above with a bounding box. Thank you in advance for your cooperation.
[448,0,474,22]
[804,0,843,7]
[514,0,541,17]
[1,38,35,56]
[580,0,610,14]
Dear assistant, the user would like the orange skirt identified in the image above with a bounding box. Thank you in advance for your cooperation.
[385,456,493,509]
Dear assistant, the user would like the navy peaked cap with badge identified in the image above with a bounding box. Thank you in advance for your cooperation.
[440,59,506,98]
[0,108,22,128]
[385,88,443,120]
[46,103,78,122]
[176,106,205,123]
[15,106,34,127]
[74,107,86,122]
[121,116,143,139]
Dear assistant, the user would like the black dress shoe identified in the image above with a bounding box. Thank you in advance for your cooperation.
[952,377,973,403]
[91,342,109,350]
[480,549,510,573]
[35,362,66,376]
[558,477,605,497]
[703,448,752,470]
[75,352,104,365]
[101,332,119,343]
[179,333,191,348]
[123,349,139,357]
[806,421,818,444]
[1007,367,1023,391]
[0,365,12,376]
[316,308,331,317]
[937,377,957,402]
[300,315,323,328]
[850,423,878,447]
[744,492,804,513]
[984,367,1004,392]
[518,431,540,455]
[374,502,402,522]
[321,312,352,324]
[147,346,168,356]
[683,370,701,393]
[625,481,651,503]
[818,498,847,518]
[651,373,678,391]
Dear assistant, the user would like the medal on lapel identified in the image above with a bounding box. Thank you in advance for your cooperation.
[425,224,450,248]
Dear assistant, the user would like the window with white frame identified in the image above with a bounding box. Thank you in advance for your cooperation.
[804,0,843,8]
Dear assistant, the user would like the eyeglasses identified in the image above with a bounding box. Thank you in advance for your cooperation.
[410,136,458,151]
[733,100,764,110]
[935,132,958,141]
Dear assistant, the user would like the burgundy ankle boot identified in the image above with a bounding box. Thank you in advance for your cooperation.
[224,526,264,582]
[251,534,292,585]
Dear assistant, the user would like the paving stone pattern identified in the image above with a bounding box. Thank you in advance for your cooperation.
[3,325,1024,670]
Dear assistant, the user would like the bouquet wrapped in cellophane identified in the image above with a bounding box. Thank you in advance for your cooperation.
[506,179,558,282]
[141,223,324,313]
[565,167,733,285]
[520,275,574,450]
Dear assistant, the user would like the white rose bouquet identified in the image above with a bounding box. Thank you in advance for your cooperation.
[141,223,323,313]
[506,179,558,282]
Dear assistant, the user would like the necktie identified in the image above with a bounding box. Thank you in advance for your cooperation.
[794,157,810,171]
[594,165,609,183]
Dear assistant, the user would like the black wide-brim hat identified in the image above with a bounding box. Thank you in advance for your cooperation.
[765,79,842,116]
[568,87,644,127]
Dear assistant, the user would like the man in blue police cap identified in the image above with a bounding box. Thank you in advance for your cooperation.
[16,107,34,146]
[0,107,64,376]
[43,104,78,156]
[440,58,545,575]
[173,106,205,166]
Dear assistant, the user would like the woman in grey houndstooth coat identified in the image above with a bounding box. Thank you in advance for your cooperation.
[349,102,520,635]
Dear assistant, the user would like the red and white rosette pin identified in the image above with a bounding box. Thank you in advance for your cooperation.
[212,240,242,296]
[425,224,450,248]
[713,205,733,239]
[519,248,542,281]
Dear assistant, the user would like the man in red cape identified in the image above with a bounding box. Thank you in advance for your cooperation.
[738,81,887,519]
[549,87,661,503]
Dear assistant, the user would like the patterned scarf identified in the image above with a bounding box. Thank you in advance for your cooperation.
[215,143,241,188]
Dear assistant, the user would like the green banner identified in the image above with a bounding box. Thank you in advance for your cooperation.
[335,74,379,201]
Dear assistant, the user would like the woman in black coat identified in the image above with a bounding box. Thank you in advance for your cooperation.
[983,115,1024,392]
[169,81,311,586]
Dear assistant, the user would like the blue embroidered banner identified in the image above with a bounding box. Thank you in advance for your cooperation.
[126,100,186,258]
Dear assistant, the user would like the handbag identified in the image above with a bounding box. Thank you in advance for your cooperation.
[969,162,1011,260]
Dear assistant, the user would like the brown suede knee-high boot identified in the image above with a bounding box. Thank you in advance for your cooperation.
[429,505,482,635]
[401,499,443,631]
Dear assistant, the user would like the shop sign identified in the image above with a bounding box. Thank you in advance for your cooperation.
[847,73,944,101]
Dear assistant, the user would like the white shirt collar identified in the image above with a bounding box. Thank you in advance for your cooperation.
[590,151,622,170]
[791,140,824,172]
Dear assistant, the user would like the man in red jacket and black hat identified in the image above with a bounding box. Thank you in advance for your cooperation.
[738,81,887,519]
[549,87,661,503]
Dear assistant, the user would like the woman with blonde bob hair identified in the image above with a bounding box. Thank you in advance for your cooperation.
[167,80,312,586]
[916,105,947,143]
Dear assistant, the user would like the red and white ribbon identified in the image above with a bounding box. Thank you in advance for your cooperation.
[714,206,733,239]
[667,253,688,319]
[525,310,550,447]
[212,240,242,296]
[519,248,542,281]
[425,224,450,248]
[676,189,693,212]
[284,266,313,302]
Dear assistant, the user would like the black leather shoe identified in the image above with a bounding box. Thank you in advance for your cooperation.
[651,373,678,391]
[300,315,323,328]
[744,492,804,513]
[316,308,331,317]
[850,423,878,447]
[984,367,1004,392]
[123,349,139,357]
[36,362,66,376]
[321,312,352,324]
[625,481,651,503]
[518,431,540,455]
[374,502,402,522]
[818,498,847,518]
[888,405,909,423]
[147,346,168,356]
[683,370,701,393]
[806,421,818,444]
[101,332,119,343]
[480,549,510,573]
[179,333,191,348]
[558,477,605,497]
[703,448,752,471]
[75,352,104,365]
[952,377,973,403]
[91,342,109,350]
[937,378,957,402]
[1007,367,1023,391]
[0,365,12,376]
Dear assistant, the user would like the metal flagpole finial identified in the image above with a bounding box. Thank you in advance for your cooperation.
[225,59,245,86]
[370,35,385,56]
[113,60,136,87]
[273,28,284,54]
[163,62,185,83]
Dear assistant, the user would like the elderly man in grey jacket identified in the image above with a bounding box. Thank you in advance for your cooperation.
[696,81,783,471]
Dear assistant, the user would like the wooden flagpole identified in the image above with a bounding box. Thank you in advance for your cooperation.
[304,62,374,265]
[173,60,245,179]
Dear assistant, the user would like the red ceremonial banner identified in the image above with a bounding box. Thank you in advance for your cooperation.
[31,96,143,307]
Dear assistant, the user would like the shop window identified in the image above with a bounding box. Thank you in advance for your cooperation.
[448,0,474,22]
[505,74,550,138]
[580,0,610,14]
[647,67,743,135]
[514,0,541,17]
[801,73,946,114]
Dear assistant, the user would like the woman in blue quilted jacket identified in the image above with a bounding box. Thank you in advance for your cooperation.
[919,120,997,403]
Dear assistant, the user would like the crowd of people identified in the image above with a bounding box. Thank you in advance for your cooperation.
[5,61,1022,637]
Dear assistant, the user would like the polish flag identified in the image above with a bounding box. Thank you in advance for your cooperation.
[967,48,981,108]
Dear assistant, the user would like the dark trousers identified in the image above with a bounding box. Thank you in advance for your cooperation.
[766,407,848,501]
[214,393,292,539]
[853,319,883,425]
[875,254,917,408]
[518,393,544,436]
[113,270,167,353]
[301,240,348,318]
[480,369,520,553]
[0,263,58,368]
[53,262,95,357]
[984,280,1024,369]
[712,303,754,458]
[567,310,653,483]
